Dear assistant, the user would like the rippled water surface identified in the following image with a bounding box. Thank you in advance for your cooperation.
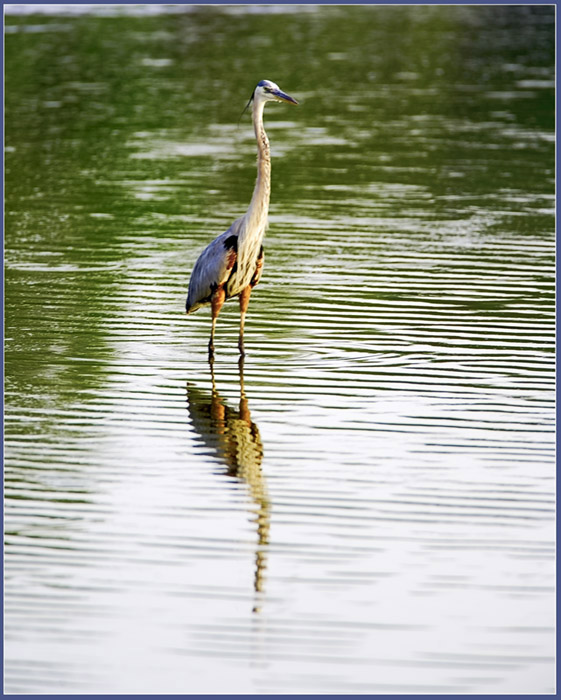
[4,4,555,694]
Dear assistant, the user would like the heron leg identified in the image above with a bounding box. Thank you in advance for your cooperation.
[209,285,226,359]
[238,285,252,356]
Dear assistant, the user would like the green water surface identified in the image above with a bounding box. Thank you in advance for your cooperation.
[5,5,555,694]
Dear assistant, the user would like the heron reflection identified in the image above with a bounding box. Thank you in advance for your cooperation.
[186,358,269,611]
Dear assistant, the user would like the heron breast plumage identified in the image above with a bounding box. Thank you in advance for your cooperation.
[185,217,266,314]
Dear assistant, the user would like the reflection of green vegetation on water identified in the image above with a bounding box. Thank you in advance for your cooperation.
[4,2,553,438]
[4,5,555,695]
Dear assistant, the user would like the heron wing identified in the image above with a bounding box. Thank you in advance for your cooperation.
[186,219,242,313]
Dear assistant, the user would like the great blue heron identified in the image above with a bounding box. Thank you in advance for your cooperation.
[185,79,298,359]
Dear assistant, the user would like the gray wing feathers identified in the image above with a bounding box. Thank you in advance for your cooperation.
[186,219,242,313]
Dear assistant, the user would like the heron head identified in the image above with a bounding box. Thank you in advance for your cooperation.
[253,79,298,106]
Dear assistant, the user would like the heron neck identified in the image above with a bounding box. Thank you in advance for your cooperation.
[245,99,271,232]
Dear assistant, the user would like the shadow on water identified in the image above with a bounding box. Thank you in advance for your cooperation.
[186,358,269,613]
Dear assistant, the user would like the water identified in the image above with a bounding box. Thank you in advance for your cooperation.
[4,4,555,694]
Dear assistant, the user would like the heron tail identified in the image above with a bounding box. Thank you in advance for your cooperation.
[186,296,202,314]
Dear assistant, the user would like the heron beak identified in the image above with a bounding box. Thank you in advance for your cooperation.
[274,89,298,105]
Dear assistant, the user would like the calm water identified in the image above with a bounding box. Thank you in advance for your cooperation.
[4,4,555,694]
